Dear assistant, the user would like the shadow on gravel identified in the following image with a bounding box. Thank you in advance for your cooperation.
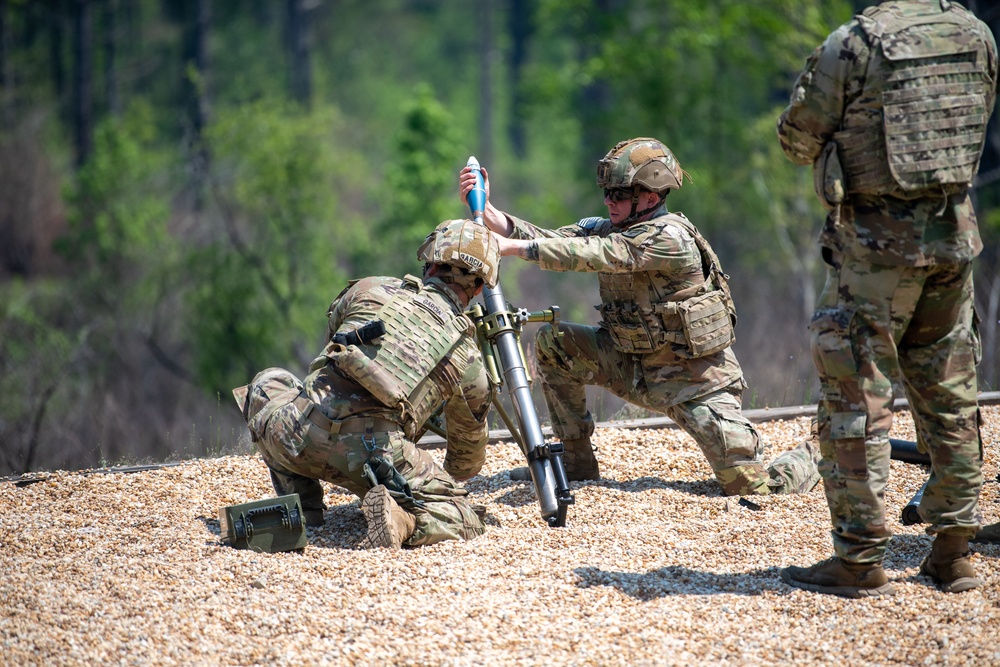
[305,503,367,549]
[493,486,539,509]
[573,564,786,599]
[587,476,723,497]
[573,531,1000,599]
[570,535,1000,599]
[474,472,724,505]
[196,515,224,547]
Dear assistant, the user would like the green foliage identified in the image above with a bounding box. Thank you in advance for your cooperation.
[0,280,76,412]
[59,100,176,301]
[742,109,825,273]
[525,0,853,228]
[2,0,999,474]
[52,99,181,409]
[372,85,462,276]
[190,99,352,393]
[0,279,86,473]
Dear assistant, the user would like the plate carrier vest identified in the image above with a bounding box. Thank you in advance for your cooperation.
[833,1,993,198]
[324,276,473,430]
[597,214,737,358]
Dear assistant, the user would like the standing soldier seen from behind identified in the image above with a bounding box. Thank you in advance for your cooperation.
[777,0,997,596]
[459,137,821,497]
[232,220,499,549]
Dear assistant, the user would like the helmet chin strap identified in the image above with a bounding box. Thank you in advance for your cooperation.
[617,188,663,226]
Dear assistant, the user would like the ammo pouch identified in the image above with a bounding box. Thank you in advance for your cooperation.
[597,301,668,354]
[662,289,736,359]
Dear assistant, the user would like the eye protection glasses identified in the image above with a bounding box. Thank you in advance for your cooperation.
[603,188,634,202]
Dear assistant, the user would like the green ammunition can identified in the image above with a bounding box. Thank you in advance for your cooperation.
[219,494,308,553]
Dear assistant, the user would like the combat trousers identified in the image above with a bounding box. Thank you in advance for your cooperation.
[810,252,983,564]
[257,394,485,546]
[534,322,819,495]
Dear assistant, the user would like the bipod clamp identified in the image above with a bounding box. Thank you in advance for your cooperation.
[515,305,563,341]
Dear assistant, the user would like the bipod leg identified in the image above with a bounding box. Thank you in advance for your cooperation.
[901,479,928,526]
[545,442,574,528]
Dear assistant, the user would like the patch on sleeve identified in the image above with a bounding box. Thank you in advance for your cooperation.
[575,216,606,231]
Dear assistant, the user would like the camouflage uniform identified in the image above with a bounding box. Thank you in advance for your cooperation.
[234,273,491,547]
[504,208,819,495]
[777,0,997,564]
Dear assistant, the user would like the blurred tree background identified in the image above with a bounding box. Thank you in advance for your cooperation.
[0,0,997,475]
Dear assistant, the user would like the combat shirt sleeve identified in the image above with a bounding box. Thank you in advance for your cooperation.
[505,213,591,241]
[324,277,395,343]
[535,219,700,275]
[777,21,868,165]
[441,345,491,481]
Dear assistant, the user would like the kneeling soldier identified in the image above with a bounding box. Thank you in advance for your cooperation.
[233,219,500,548]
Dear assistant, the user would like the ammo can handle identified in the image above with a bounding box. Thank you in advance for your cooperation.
[235,503,302,538]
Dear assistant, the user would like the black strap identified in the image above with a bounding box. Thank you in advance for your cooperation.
[332,320,386,346]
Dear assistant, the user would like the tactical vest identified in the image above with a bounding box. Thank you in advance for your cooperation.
[597,214,737,357]
[324,276,474,429]
[833,1,993,198]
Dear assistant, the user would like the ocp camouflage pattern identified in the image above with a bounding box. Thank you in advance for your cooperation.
[777,0,997,268]
[506,209,820,495]
[778,0,993,562]
[809,254,983,561]
[233,274,491,546]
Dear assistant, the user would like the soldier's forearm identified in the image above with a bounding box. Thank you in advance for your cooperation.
[483,203,513,236]
[496,236,539,261]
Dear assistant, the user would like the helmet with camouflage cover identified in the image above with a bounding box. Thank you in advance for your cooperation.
[596,137,688,194]
[417,219,501,288]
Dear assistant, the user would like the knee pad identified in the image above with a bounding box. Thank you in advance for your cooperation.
[715,463,771,496]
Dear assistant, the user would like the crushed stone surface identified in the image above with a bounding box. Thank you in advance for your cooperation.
[2,408,999,666]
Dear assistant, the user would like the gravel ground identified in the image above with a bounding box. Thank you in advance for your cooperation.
[2,407,999,667]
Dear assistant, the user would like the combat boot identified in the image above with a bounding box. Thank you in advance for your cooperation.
[360,485,416,550]
[919,533,982,593]
[971,521,1000,544]
[509,437,600,482]
[781,557,896,598]
[303,509,325,527]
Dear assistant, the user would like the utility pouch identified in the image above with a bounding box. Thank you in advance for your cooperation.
[598,302,661,354]
[813,141,845,211]
[219,494,307,553]
[674,290,736,358]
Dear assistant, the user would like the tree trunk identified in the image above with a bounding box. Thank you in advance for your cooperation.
[72,0,92,169]
[506,0,534,159]
[102,0,118,117]
[286,0,311,106]
[0,0,12,130]
[183,0,210,208]
[48,0,68,126]
[476,0,494,166]
[577,0,613,165]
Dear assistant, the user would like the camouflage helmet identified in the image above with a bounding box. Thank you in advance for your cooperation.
[596,137,688,194]
[417,219,500,288]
